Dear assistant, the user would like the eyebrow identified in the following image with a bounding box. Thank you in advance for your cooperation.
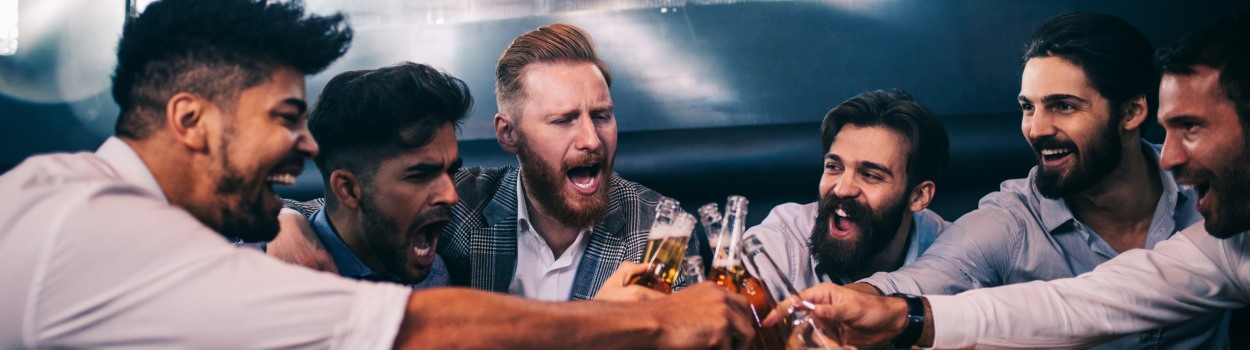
[406,157,464,174]
[825,153,896,178]
[280,98,308,114]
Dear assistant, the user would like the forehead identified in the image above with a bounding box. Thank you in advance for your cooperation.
[1159,66,1230,124]
[376,124,459,172]
[518,62,611,115]
[1020,56,1100,100]
[829,125,909,171]
[236,66,306,109]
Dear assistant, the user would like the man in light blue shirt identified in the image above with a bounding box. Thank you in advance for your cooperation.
[748,90,950,300]
[854,13,1229,349]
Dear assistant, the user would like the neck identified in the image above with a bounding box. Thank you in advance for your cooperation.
[522,187,582,258]
[326,204,388,273]
[853,214,914,280]
[126,136,218,227]
[1065,138,1162,251]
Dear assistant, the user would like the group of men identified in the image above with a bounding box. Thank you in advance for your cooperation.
[1,0,1248,348]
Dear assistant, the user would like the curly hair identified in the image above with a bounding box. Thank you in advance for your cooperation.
[111,0,352,139]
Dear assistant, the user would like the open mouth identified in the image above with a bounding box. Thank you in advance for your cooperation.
[1039,147,1075,164]
[410,218,449,265]
[567,164,601,195]
[829,207,856,238]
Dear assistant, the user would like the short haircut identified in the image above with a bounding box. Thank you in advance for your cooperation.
[309,62,472,184]
[1021,12,1157,133]
[495,23,611,116]
[1156,12,1250,135]
[820,90,950,189]
[111,0,351,139]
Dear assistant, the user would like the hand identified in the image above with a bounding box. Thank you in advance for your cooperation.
[649,282,756,350]
[763,283,909,348]
[268,208,338,274]
[594,262,667,302]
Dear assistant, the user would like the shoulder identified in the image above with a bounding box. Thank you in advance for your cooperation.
[752,202,817,236]
[453,165,515,205]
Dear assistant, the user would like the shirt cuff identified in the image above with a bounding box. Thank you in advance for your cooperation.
[336,282,413,350]
[927,294,976,349]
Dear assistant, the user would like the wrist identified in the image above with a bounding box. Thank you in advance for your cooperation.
[888,293,925,349]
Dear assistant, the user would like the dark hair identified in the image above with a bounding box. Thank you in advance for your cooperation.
[1021,12,1157,134]
[310,62,473,184]
[111,0,351,139]
[1156,12,1250,134]
[495,23,611,116]
[820,90,950,189]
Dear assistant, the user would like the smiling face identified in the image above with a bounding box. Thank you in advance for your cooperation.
[811,125,912,273]
[209,66,318,242]
[1019,56,1124,199]
[358,123,461,282]
[511,61,617,228]
[1159,66,1250,238]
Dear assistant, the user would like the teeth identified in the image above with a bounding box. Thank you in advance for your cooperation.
[1041,149,1070,156]
[265,174,297,186]
[835,208,848,218]
[1181,184,1193,191]
[413,246,432,256]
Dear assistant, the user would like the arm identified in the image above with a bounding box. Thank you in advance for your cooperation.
[858,208,1020,295]
[396,282,757,349]
[267,207,337,273]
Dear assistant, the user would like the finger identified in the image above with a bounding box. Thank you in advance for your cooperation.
[625,285,666,301]
[763,296,798,326]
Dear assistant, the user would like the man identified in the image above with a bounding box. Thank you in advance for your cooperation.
[770,12,1250,349]
[746,90,950,299]
[280,23,691,301]
[845,12,1228,348]
[286,62,469,288]
[0,0,754,347]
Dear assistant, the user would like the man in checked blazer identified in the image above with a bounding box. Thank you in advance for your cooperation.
[276,23,696,301]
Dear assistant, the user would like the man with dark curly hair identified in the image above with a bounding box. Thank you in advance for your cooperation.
[0,0,754,348]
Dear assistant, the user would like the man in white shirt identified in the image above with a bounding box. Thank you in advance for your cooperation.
[766,12,1250,349]
[0,0,755,348]
[746,90,950,299]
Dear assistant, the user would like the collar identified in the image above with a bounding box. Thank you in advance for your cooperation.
[95,137,168,204]
[310,207,383,280]
[1033,140,1185,233]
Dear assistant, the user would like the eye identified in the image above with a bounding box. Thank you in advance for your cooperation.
[1020,102,1034,112]
[861,171,884,184]
[824,162,844,174]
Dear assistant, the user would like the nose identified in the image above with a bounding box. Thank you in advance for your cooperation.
[1158,132,1186,172]
[572,114,603,152]
[296,123,319,158]
[831,173,861,199]
[1025,111,1056,141]
[433,172,460,208]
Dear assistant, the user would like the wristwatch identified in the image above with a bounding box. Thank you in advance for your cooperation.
[889,293,925,349]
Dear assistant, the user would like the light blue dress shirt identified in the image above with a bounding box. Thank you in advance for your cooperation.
[310,207,449,289]
[861,142,1229,349]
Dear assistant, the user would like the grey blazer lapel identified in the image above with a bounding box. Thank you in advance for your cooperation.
[472,167,520,293]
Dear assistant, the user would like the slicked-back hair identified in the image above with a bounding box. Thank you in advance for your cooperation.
[495,23,611,116]
[1156,12,1250,138]
[1021,12,1157,134]
[309,62,472,186]
[820,90,950,189]
[112,0,351,139]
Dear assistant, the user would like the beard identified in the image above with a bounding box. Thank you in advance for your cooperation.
[1033,116,1123,199]
[359,191,451,283]
[515,133,611,229]
[1172,145,1250,239]
[213,134,281,243]
[808,193,908,276]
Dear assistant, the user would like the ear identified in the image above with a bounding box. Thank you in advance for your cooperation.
[329,169,364,210]
[494,112,519,155]
[907,180,936,213]
[166,92,211,152]
[1120,95,1149,133]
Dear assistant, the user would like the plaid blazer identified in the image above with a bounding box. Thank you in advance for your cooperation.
[287,165,695,300]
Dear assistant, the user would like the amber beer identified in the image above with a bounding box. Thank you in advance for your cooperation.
[707,196,791,350]
[628,198,695,294]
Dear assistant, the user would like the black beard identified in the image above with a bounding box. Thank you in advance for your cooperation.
[359,190,450,283]
[1173,145,1250,239]
[808,193,908,276]
[515,132,611,229]
[214,134,279,243]
[1033,117,1123,199]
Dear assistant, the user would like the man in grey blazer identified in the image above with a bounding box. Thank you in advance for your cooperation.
[277,23,692,301]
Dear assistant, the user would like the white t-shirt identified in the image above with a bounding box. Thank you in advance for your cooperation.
[0,137,412,349]
[508,174,591,301]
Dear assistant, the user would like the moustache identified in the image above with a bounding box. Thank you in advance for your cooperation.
[1030,136,1077,154]
[819,194,870,223]
[563,152,608,171]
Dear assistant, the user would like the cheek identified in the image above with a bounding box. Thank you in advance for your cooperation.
[818,175,836,195]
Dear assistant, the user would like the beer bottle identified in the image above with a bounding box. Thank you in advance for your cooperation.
[627,197,695,294]
[741,235,849,350]
[707,196,791,350]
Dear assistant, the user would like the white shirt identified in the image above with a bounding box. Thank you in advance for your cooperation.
[508,174,591,301]
[929,222,1249,349]
[0,137,412,349]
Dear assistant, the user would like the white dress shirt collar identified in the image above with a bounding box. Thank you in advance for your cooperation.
[510,171,592,301]
[95,136,168,204]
